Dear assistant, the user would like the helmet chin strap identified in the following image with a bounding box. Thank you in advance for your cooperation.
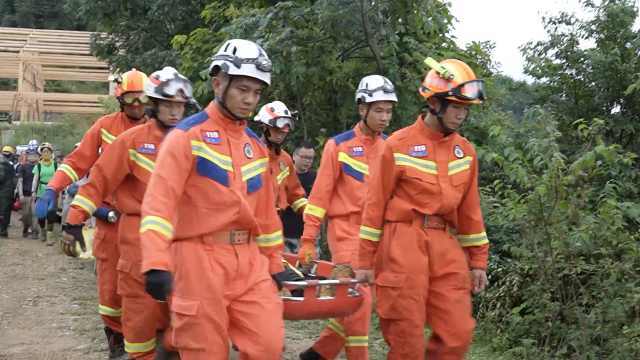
[146,103,176,131]
[262,128,282,155]
[361,103,378,134]
[217,76,252,122]
[428,98,456,135]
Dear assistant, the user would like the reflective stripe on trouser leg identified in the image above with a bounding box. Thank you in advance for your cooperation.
[166,237,284,360]
[95,220,122,333]
[312,217,371,360]
[120,286,169,358]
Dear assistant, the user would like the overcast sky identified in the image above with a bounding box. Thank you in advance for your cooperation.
[449,0,588,80]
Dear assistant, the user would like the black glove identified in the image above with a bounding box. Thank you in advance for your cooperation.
[145,270,173,301]
[61,224,86,257]
[271,267,304,290]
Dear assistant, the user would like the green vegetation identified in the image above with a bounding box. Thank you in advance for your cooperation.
[3,0,639,357]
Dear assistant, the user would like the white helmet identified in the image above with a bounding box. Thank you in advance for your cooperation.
[208,39,272,86]
[254,101,295,130]
[145,66,194,103]
[355,75,398,104]
[37,142,53,155]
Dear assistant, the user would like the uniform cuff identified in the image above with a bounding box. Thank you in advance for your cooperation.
[357,248,375,269]
[464,244,489,270]
[269,257,285,274]
[65,208,87,225]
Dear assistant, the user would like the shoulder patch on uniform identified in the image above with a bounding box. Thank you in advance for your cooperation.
[245,127,266,147]
[333,129,356,145]
[176,111,208,131]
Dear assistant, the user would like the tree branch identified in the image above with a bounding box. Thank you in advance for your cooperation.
[359,0,384,73]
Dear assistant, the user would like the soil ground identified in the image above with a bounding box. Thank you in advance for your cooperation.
[0,216,496,359]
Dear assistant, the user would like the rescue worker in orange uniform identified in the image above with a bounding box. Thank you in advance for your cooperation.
[35,68,148,359]
[62,67,195,359]
[354,58,490,360]
[298,75,398,360]
[253,101,308,220]
[140,39,289,360]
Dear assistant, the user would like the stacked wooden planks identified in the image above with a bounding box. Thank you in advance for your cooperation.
[0,27,111,120]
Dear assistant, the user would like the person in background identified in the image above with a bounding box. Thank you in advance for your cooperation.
[298,74,398,360]
[2,145,16,168]
[280,140,316,253]
[253,101,308,254]
[0,146,16,237]
[32,142,60,245]
[16,150,39,238]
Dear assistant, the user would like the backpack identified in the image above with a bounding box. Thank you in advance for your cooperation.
[37,160,58,186]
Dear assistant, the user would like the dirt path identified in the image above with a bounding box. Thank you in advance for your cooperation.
[0,219,325,360]
[0,218,495,360]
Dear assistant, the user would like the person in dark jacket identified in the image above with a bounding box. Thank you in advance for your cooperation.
[0,147,17,237]
[280,140,317,252]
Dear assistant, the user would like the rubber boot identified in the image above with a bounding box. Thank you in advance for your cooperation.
[22,225,29,238]
[300,347,325,360]
[39,227,46,242]
[46,231,55,246]
[104,326,127,359]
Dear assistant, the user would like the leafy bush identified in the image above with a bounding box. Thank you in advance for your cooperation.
[468,106,640,359]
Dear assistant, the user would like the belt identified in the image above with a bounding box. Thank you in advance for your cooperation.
[414,213,447,230]
[202,230,251,245]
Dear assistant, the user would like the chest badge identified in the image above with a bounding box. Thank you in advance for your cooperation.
[454,145,465,159]
[350,146,364,157]
[279,160,287,171]
[202,130,221,144]
[137,143,157,155]
[244,143,254,159]
[410,144,427,157]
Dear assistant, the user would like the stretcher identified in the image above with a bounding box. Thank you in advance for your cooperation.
[280,253,366,320]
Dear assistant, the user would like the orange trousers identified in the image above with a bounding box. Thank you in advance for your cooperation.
[93,219,122,333]
[117,215,169,359]
[374,218,475,360]
[164,235,284,360]
[312,215,371,360]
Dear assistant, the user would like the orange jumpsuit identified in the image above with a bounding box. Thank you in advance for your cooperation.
[357,116,490,360]
[269,148,307,214]
[66,119,169,359]
[48,111,144,333]
[139,102,285,360]
[300,123,385,360]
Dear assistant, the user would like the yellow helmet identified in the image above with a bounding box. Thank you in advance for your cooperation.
[2,145,15,154]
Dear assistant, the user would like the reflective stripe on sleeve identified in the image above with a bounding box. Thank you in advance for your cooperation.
[256,230,283,247]
[458,231,489,246]
[291,197,308,212]
[59,163,79,182]
[304,203,326,219]
[140,215,174,239]
[71,194,97,215]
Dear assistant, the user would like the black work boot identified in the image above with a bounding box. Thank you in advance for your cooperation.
[155,331,180,359]
[300,347,325,360]
[104,326,127,359]
[22,225,29,238]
